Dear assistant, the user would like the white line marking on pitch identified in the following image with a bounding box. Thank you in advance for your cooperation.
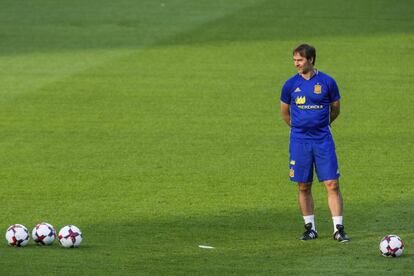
[198,245,215,249]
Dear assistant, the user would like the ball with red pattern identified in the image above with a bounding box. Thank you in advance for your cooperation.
[32,222,56,245]
[5,224,30,247]
[58,225,83,248]
[379,235,404,257]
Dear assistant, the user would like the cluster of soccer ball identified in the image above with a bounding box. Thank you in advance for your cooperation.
[379,235,404,257]
[5,223,82,248]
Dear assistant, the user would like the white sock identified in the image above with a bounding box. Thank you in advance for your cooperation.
[303,215,316,232]
[332,216,343,232]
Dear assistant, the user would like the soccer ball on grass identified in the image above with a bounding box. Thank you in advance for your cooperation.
[58,225,83,248]
[5,224,30,247]
[379,235,404,257]
[32,222,56,245]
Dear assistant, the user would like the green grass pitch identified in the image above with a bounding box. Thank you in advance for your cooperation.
[0,0,413,274]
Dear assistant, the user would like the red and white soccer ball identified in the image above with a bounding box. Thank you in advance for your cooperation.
[32,222,56,245]
[58,225,83,248]
[5,224,30,247]
[379,235,404,257]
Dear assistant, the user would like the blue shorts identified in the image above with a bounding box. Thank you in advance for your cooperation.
[289,135,340,183]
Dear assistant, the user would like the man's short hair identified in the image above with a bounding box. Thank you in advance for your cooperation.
[293,44,316,65]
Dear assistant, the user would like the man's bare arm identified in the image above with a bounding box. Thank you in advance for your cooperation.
[280,102,291,126]
[330,100,340,124]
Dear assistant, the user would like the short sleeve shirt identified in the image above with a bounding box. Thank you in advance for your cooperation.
[280,70,340,140]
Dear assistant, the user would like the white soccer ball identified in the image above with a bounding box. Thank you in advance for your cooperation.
[5,224,30,247]
[58,225,83,248]
[32,222,56,245]
[379,235,404,257]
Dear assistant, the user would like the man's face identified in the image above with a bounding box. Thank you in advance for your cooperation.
[293,52,313,74]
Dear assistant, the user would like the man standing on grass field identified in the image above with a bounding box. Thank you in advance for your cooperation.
[280,44,349,242]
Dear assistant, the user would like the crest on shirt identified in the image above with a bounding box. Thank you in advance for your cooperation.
[314,84,322,94]
[289,168,294,177]
[294,87,301,92]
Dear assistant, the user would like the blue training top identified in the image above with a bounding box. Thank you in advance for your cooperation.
[280,70,341,140]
